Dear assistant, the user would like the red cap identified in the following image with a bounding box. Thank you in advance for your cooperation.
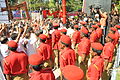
[110,27,117,31]
[114,25,120,29]
[92,25,99,28]
[62,65,84,80]
[80,21,87,25]
[55,30,61,37]
[53,23,59,27]
[81,27,88,34]
[74,25,79,28]
[61,36,71,45]
[91,42,103,50]
[8,40,18,48]
[39,34,47,40]
[29,54,43,65]
[61,29,67,33]
[108,33,116,40]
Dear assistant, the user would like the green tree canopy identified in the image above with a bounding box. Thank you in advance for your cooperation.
[10,0,119,12]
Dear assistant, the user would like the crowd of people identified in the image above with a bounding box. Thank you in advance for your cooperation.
[0,4,120,80]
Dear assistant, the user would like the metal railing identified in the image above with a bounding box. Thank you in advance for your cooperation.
[111,43,120,80]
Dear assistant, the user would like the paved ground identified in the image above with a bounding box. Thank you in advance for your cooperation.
[0,66,6,80]
[53,68,61,80]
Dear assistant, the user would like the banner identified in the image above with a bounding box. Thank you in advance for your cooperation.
[12,10,26,19]
[0,0,9,23]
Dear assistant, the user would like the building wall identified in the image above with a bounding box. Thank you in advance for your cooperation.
[0,0,9,23]
[83,0,112,15]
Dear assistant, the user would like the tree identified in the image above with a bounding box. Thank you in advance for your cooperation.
[66,0,83,12]
[10,0,18,5]
[112,0,120,13]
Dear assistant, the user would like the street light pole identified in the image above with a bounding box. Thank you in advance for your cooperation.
[62,0,66,24]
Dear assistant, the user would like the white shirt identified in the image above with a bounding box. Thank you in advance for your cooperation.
[58,27,67,30]
[49,29,55,34]
[17,38,26,53]
[26,33,37,56]
[67,28,74,38]
[0,43,9,58]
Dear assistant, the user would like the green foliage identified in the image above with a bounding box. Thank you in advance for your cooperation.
[116,67,120,80]
[112,0,120,13]
[116,1,120,12]
[66,0,83,12]
[10,0,18,5]
[10,0,83,11]
[48,0,56,8]
[10,0,120,12]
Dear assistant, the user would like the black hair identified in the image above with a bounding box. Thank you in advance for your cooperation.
[111,30,116,34]
[75,28,79,30]
[92,48,102,56]
[11,33,18,40]
[48,23,53,31]
[94,19,99,22]
[54,26,59,29]
[13,28,16,31]
[82,32,88,37]
[40,39,46,43]
[61,41,69,47]
[61,32,67,35]
[70,24,74,29]
[26,27,33,33]
[35,30,43,36]
[108,36,114,41]
[98,25,101,27]
[8,46,17,51]
[32,64,43,71]
[94,27,97,30]
[0,36,8,44]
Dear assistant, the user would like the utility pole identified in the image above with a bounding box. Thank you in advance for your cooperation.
[5,0,13,21]
[28,0,31,11]
[62,0,66,24]
[34,0,35,10]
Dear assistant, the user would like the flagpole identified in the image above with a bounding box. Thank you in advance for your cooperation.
[62,0,66,24]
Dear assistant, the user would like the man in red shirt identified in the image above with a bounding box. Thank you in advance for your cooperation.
[87,42,104,80]
[96,23,103,44]
[60,36,76,69]
[58,29,69,51]
[3,40,29,80]
[29,53,55,80]
[96,26,103,42]
[37,34,52,60]
[101,33,115,70]
[78,26,90,65]
[90,25,99,43]
[114,25,120,46]
[61,65,84,80]
[37,34,52,67]
[101,33,115,80]
[108,27,117,45]
[72,25,81,50]
[52,23,61,68]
